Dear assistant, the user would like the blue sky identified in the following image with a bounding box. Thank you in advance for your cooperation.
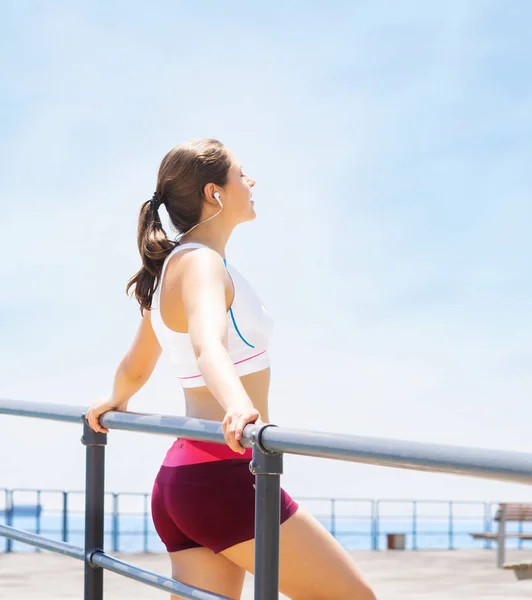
[1,1,531,503]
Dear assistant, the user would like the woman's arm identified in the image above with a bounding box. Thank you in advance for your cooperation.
[180,249,253,410]
[86,310,162,433]
[87,247,259,451]
[179,248,261,452]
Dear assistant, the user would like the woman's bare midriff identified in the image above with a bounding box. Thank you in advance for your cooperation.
[183,367,271,423]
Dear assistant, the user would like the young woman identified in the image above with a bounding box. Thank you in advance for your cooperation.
[86,138,376,600]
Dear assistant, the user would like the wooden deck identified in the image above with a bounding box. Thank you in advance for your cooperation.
[2,549,532,599]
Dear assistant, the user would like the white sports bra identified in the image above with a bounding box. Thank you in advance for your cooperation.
[150,243,273,388]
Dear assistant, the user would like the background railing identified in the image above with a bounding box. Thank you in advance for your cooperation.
[5,490,532,553]
[2,398,532,600]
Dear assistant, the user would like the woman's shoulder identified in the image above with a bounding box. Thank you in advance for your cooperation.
[162,243,230,302]
[165,243,224,275]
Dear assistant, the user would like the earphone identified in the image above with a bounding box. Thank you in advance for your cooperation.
[214,191,222,206]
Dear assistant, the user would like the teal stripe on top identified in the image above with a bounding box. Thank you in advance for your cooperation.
[224,258,255,349]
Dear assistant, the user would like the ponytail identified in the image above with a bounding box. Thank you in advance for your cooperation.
[126,138,232,313]
[126,198,176,314]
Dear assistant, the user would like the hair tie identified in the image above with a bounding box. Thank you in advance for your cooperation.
[150,192,161,210]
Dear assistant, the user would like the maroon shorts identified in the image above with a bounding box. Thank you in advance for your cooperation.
[151,439,299,554]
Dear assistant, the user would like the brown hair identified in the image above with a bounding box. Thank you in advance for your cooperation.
[126,137,232,314]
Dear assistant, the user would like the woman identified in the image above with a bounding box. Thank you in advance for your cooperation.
[86,138,376,600]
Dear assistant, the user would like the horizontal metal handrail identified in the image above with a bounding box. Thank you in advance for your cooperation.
[0,524,230,600]
[0,400,84,423]
[2,397,531,597]
[2,398,532,485]
[0,523,85,559]
[90,552,230,599]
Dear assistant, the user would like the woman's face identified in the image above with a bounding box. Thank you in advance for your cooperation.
[221,149,257,224]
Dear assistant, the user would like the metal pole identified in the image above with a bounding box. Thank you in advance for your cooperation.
[449,502,454,550]
[5,399,532,485]
[0,524,231,600]
[330,498,336,538]
[412,501,417,551]
[112,493,119,553]
[62,491,69,542]
[82,417,107,600]
[250,425,283,600]
[484,502,490,549]
[143,493,149,553]
[36,490,41,553]
[372,501,379,551]
[497,503,507,568]
[6,490,13,553]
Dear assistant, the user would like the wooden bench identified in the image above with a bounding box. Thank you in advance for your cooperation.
[469,503,532,569]
[503,561,532,580]
[471,532,532,541]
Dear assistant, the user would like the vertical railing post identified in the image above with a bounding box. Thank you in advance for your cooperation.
[330,498,336,538]
[250,424,283,600]
[81,417,107,600]
[112,493,119,552]
[35,490,41,553]
[412,501,417,550]
[62,491,69,543]
[6,490,13,553]
[485,502,493,549]
[449,501,454,550]
[483,502,489,549]
[497,503,507,568]
[372,500,379,550]
[143,493,149,553]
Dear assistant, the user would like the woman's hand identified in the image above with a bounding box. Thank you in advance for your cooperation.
[85,395,127,434]
[222,407,262,454]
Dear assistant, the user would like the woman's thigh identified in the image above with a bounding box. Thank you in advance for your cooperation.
[169,546,245,600]
[221,506,376,600]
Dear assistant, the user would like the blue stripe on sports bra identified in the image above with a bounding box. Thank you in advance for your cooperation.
[224,258,255,349]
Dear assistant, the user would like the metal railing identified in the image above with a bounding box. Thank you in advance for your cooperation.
[3,491,521,553]
[2,398,532,599]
